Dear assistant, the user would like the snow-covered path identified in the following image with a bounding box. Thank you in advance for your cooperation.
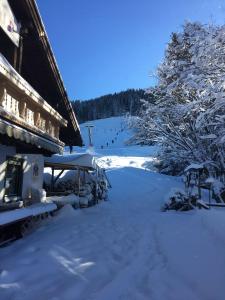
[1,117,225,299]
[1,153,180,300]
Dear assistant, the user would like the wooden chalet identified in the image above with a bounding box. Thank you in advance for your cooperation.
[0,0,82,212]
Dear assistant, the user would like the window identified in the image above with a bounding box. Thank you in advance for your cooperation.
[4,157,23,202]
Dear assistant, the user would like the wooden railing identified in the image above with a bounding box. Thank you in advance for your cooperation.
[0,82,64,142]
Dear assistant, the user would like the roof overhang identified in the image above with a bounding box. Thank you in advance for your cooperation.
[25,0,82,146]
[7,0,83,146]
[0,118,63,154]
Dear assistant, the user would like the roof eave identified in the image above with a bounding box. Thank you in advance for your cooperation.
[25,0,82,146]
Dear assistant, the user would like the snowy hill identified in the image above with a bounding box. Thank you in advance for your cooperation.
[79,116,131,149]
[75,116,158,170]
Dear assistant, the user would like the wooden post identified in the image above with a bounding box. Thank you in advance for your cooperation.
[34,111,41,128]
[18,36,23,73]
[198,170,201,199]
[19,100,27,119]
[53,170,64,186]
[13,45,18,69]
[51,167,55,192]
[0,84,6,107]
[78,169,80,197]
[83,169,86,183]
[55,126,60,139]
[209,184,211,209]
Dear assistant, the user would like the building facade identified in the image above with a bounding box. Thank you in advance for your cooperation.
[0,0,82,210]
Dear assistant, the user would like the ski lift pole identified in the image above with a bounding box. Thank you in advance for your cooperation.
[85,125,94,147]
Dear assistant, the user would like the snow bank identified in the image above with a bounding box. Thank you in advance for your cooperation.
[46,194,80,207]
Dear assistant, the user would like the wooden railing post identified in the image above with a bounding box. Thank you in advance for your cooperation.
[18,100,27,119]
[0,83,6,107]
[34,111,41,127]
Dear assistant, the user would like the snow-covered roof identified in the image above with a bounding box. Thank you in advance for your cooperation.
[45,153,98,170]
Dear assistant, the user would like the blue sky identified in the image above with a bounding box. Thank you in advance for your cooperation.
[38,0,225,100]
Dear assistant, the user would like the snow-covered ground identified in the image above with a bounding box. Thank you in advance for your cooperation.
[1,117,225,300]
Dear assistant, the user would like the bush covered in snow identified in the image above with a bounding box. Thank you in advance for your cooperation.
[162,189,198,211]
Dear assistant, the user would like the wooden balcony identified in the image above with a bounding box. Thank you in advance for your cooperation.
[0,53,67,147]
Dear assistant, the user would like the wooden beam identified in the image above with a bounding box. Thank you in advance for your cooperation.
[51,167,55,192]
[206,203,225,207]
[53,169,64,186]
[78,169,80,197]
[18,36,23,73]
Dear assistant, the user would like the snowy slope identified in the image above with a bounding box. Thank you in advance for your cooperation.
[1,117,225,300]
[76,116,159,171]
[79,116,132,149]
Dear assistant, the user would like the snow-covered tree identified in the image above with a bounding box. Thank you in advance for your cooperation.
[134,22,225,174]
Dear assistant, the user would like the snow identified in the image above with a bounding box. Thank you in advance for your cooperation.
[184,163,204,172]
[46,194,94,208]
[1,117,225,299]
[74,117,131,150]
[46,194,80,207]
[0,208,31,226]
[199,134,217,139]
[45,153,98,170]
[0,203,57,226]
[205,177,215,184]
